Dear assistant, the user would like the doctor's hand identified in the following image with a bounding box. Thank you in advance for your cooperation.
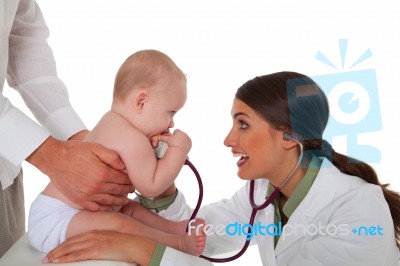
[27,135,135,211]
[44,231,156,265]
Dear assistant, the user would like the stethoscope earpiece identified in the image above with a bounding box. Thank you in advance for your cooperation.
[283,132,293,140]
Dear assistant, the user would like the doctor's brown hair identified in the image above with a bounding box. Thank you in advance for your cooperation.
[236,71,400,247]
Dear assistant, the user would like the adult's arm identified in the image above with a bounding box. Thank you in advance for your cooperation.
[44,230,213,266]
[1,0,133,210]
[6,0,86,142]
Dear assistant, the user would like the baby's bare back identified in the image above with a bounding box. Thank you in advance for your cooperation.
[42,111,144,208]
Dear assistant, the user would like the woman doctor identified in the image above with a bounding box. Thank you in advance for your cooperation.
[45,71,400,265]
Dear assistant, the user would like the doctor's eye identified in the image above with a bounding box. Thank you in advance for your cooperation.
[239,120,248,129]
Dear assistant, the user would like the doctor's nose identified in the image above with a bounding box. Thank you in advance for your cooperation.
[224,129,236,147]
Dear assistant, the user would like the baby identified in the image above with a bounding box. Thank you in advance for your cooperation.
[28,50,205,256]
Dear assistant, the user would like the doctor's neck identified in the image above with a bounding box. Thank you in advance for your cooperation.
[278,167,307,199]
[270,155,309,200]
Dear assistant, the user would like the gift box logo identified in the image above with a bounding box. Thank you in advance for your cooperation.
[290,39,381,163]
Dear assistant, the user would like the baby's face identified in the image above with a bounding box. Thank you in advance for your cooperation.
[142,77,187,137]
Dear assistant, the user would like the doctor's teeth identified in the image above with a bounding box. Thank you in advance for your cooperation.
[233,153,248,158]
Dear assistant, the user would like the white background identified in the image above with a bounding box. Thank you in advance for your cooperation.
[4,0,400,265]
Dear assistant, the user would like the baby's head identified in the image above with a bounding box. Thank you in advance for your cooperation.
[112,50,187,137]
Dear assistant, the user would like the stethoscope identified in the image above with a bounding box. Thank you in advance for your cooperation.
[184,132,304,263]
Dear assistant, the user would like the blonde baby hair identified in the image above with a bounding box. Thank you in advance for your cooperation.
[113,49,186,103]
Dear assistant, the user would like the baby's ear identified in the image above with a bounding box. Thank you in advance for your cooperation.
[135,91,149,112]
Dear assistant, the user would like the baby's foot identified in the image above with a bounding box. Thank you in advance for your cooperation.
[164,219,189,234]
[178,218,206,256]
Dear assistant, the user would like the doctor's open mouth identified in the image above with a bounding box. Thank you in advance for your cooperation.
[233,152,249,167]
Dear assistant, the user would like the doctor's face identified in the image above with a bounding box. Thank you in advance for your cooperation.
[224,98,284,181]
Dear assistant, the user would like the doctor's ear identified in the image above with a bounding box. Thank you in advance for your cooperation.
[134,91,149,112]
[281,132,299,149]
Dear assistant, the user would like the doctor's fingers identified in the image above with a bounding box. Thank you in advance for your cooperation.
[44,234,97,263]
[45,231,149,264]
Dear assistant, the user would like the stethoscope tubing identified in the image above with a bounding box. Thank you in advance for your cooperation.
[185,159,281,263]
[184,159,204,224]
[199,181,282,263]
[185,136,303,263]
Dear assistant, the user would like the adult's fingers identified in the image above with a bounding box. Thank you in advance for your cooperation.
[92,143,126,171]
[79,201,102,212]
[89,193,131,208]
[45,231,147,264]
[45,237,96,263]
[88,170,134,195]
[104,167,133,186]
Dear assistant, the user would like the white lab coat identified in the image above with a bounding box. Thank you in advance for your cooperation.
[159,158,400,265]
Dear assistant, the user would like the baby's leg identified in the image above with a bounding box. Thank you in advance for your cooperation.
[121,200,188,234]
[67,210,206,256]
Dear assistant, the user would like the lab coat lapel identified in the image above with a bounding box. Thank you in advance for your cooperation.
[258,206,279,266]
[274,205,309,256]
[274,159,341,256]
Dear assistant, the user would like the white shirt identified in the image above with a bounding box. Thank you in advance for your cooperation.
[0,0,86,189]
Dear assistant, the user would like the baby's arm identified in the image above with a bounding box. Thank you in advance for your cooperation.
[121,129,191,198]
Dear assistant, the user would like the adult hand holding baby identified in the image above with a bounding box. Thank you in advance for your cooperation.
[27,132,134,212]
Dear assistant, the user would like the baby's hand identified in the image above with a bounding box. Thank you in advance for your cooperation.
[151,131,171,148]
[157,129,192,154]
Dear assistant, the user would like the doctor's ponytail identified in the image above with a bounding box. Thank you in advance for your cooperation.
[236,71,400,247]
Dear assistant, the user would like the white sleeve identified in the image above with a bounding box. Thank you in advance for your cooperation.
[5,1,85,147]
[0,96,49,167]
[157,190,193,221]
[1,1,86,188]
[160,247,213,266]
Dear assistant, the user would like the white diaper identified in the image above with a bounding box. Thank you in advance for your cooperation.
[28,194,79,253]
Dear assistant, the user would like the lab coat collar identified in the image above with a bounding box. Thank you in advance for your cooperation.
[274,158,347,256]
